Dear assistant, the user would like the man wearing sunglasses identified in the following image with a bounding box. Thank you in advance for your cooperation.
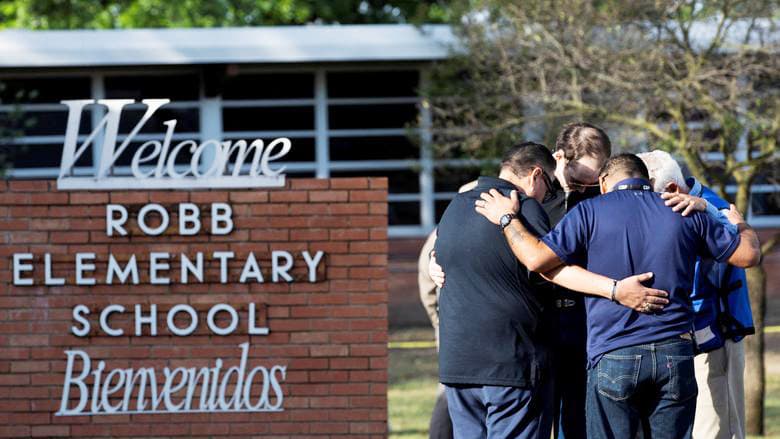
[543,123,612,439]
[472,153,761,439]
[434,142,669,438]
[430,122,613,439]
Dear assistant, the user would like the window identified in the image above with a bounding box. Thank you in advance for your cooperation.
[328,71,419,98]
[221,72,317,177]
[223,107,314,131]
[328,104,417,129]
[104,74,199,100]
[330,136,418,161]
[0,76,91,171]
[222,73,314,99]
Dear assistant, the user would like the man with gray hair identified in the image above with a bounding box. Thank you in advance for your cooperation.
[637,150,754,439]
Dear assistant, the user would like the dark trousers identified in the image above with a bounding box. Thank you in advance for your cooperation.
[586,337,698,439]
[553,304,587,439]
[429,390,454,439]
[445,382,552,439]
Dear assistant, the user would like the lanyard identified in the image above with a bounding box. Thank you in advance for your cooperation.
[615,183,652,191]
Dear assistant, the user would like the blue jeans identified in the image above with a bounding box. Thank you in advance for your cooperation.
[586,337,698,439]
[445,383,552,439]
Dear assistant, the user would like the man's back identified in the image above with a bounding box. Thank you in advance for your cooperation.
[541,178,740,366]
[435,176,551,387]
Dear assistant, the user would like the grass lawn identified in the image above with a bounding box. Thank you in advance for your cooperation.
[389,328,780,439]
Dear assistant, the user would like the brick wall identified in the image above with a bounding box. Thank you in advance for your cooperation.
[0,178,389,438]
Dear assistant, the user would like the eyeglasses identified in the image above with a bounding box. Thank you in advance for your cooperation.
[566,178,600,191]
[557,150,600,190]
[540,171,556,203]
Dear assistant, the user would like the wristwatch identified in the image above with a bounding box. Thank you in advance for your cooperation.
[499,213,516,231]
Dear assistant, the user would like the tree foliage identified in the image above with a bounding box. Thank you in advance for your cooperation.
[431,0,779,218]
[427,0,779,433]
[0,0,452,28]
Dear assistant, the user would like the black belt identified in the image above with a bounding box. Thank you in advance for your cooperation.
[555,299,577,309]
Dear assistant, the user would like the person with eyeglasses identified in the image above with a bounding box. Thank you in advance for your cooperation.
[542,123,613,439]
[472,153,761,439]
[433,142,670,438]
[429,122,613,439]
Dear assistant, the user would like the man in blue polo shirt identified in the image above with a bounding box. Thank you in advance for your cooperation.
[436,145,673,438]
[473,153,761,438]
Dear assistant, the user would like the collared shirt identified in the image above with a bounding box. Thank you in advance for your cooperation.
[540,177,741,367]
[541,180,599,346]
[687,177,737,233]
[435,176,553,387]
[685,177,753,346]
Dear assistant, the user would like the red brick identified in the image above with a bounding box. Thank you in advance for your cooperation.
[0,426,30,437]
[311,345,349,357]
[28,193,68,205]
[310,191,349,202]
[0,178,389,437]
[270,190,308,202]
[331,178,370,189]
[31,425,69,437]
[229,191,269,203]
[9,180,48,192]
[50,231,89,244]
[191,191,229,203]
[69,193,108,204]
[0,219,28,230]
[109,192,149,204]
[0,193,30,204]
[331,203,369,215]
[289,179,330,190]
[369,177,388,189]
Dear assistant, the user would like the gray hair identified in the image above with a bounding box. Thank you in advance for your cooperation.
[636,150,689,193]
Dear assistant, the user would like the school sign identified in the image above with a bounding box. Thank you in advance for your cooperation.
[0,100,389,437]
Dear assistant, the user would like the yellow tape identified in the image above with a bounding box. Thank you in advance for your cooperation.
[390,328,780,349]
[388,340,437,349]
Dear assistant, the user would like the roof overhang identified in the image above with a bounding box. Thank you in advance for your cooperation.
[0,24,456,68]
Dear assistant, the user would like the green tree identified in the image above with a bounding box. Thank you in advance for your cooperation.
[428,0,779,433]
[0,0,452,28]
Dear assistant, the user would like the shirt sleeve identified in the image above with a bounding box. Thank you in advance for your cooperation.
[692,211,741,263]
[519,197,551,237]
[699,199,738,234]
[541,202,589,265]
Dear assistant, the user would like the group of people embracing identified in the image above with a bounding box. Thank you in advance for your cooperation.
[418,122,762,439]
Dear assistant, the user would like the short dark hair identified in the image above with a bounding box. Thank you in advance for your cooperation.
[555,122,612,162]
[501,141,556,177]
[598,153,649,180]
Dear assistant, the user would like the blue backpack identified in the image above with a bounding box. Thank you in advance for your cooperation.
[690,184,755,353]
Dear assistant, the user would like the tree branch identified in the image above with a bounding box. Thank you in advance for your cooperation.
[761,232,780,255]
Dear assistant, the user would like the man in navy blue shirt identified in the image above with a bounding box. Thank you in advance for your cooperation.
[430,122,613,439]
[436,145,674,438]
[474,153,761,439]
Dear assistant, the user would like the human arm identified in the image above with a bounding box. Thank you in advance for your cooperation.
[418,232,440,329]
[722,204,761,268]
[429,242,669,312]
[474,188,564,273]
[541,265,668,312]
[429,252,445,289]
